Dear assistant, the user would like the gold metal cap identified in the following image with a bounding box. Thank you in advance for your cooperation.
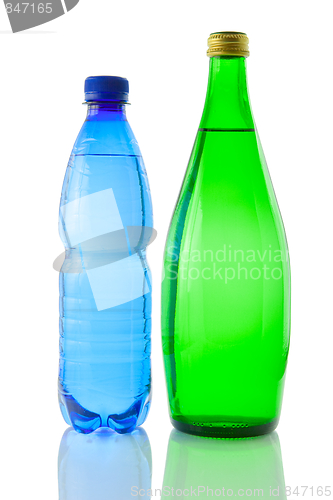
[207,32,249,58]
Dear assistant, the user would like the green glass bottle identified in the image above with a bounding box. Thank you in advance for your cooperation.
[162,32,290,438]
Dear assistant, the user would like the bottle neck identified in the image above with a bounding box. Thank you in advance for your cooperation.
[85,102,127,121]
[199,56,254,130]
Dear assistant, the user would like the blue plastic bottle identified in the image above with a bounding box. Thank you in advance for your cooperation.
[58,76,153,434]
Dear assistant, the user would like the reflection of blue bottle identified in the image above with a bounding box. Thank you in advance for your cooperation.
[58,76,153,434]
[162,430,287,499]
[58,427,152,499]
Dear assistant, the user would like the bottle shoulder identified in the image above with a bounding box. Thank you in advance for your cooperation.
[166,130,288,253]
[72,119,142,156]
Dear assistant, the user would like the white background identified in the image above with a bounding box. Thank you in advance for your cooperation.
[0,0,332,498]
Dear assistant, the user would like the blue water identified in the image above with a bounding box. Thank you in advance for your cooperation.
[58,103,153,434]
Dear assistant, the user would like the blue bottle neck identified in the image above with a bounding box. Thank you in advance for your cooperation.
[73,101,140,156]
[86,102,127,122]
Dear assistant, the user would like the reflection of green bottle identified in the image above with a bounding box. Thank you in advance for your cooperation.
[162,430,287,499]
[162,32,290,437]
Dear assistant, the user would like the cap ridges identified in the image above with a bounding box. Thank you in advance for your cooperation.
[207,32,249,58]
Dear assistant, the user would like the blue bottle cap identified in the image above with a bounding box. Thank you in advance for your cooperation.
[84,76,129,102]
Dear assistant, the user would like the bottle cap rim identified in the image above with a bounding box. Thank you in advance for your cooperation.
[207,32,250,58]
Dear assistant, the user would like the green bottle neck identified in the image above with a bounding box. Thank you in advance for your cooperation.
[199,56,255,130]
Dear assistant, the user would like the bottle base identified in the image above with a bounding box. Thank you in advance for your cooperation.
[58,384,151,434]
[171,417,279,438]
